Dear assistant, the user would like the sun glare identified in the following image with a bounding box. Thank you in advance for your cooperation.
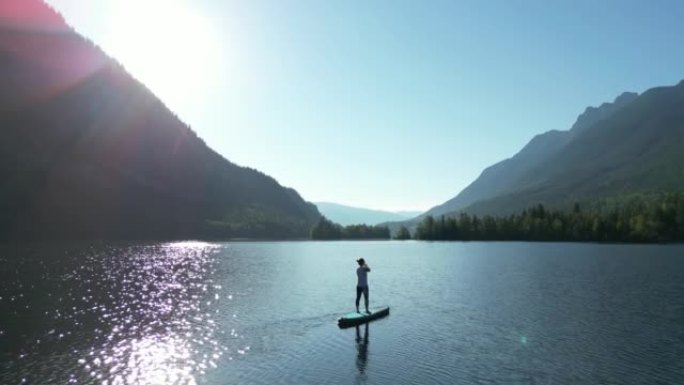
[104,0,221,109]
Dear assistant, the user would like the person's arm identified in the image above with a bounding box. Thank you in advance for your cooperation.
[364,265,371,272]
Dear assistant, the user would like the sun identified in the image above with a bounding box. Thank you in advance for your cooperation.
[104,0,221,110]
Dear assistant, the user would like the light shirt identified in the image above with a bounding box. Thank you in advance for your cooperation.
[357,265,370,287]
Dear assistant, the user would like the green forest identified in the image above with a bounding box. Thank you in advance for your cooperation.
[310,217,391,240]
[413,193,684,243]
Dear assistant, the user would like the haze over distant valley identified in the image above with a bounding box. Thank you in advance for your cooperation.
[315,202,421,226]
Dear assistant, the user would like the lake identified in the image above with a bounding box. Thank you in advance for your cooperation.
[1,241,683,384]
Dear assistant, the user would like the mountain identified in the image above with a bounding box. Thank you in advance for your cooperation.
[395,210,424,218]
[0,0,320,240]
[425,81,683,218]
[423,91,641,219]
[315,202,420,226]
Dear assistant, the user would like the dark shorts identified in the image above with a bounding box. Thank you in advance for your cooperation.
[356,285,369,300]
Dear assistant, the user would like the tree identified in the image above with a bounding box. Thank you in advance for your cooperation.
[395,226,411,240]
[310,218,390,240]
[407,193,684,243]
[310,217,343,240]
[415,216,436,240]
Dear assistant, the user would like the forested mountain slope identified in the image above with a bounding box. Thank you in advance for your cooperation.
[424,91,640,218]
[461,82,684,216]
[0,0,320,240]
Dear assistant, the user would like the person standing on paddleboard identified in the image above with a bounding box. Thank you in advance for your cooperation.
[356,258,371,314]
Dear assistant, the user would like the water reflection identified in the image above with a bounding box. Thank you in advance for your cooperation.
[75,242,224,385]
[355,324,369,376]
[0,242,226,385]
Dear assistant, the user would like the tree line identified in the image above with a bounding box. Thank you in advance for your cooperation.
[411,193,684,243]
[310,217,391,240]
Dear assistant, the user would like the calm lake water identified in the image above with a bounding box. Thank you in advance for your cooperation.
[1,241,683,384]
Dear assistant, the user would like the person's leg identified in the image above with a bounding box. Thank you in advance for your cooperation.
[355,286,362,312]
[363,286,369,313]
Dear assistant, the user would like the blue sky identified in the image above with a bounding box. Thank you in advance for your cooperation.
[47,0,684,211]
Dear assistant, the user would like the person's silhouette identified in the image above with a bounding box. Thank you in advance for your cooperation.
[355,258,371,313]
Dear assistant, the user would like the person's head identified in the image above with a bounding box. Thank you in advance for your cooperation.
[357,258,365,266]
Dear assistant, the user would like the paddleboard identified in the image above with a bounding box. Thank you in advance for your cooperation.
[338,306,390,328]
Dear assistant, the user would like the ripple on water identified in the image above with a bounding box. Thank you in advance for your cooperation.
[0,242,227,385]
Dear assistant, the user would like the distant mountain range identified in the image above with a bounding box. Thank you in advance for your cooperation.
[0,0,320,240]
[315,202,420,226]
[420,80,684,220]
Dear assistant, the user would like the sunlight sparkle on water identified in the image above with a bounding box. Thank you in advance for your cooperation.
[162,241,221,250]
[71,244,225,384]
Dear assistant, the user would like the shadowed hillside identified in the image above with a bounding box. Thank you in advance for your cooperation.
[0,0,320,240]
[460,82,684,216]
[423,91,640,219]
